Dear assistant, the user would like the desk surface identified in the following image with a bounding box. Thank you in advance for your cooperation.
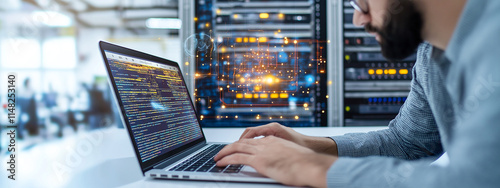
[1,126,385,188]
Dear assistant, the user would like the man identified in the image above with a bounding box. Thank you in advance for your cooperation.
[214,0,500,187]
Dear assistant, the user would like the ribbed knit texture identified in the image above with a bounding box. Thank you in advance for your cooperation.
[327,0,500,187]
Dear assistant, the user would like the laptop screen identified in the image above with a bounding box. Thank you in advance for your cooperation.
[105,50,203,163]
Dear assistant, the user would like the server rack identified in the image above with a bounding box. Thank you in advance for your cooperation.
[180,0,413,127]
[190,0,330,127]
[341,0,414,126]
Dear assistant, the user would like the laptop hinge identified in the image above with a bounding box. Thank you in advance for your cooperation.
[153,142,207,169]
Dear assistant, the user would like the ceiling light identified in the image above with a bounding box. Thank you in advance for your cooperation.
[146,18,181,29]
[32,11,72,27]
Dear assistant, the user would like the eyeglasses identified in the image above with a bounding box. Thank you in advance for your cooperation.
[349,0,369,14]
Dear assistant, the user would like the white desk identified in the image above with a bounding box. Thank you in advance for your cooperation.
[0,126,385,188]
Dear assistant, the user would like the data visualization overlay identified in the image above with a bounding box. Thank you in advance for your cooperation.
[106,51,203,162]
[193,0,328,127]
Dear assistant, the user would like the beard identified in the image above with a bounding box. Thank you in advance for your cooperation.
[365,0,424,61]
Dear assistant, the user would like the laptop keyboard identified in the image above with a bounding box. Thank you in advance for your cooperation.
[169,144,244,173]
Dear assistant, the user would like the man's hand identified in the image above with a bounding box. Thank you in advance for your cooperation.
[214,136,337,187]
[240,123,339,155]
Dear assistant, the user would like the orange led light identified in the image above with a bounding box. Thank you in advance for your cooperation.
[389,69,397,75]
[259,13,269,19]
[368,69,375,75]
[399,69,409,75]
[254,86,261,91]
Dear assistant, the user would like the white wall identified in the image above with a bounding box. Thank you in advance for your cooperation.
[76,27,182,84]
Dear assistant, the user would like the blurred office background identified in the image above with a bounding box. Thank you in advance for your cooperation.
[0,0,182,147]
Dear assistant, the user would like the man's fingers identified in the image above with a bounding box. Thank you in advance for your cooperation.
[240,124,276,140]
[216,153,255,167]
[238,138,267,145]
[239,127,253,140]
[214,142,257,161]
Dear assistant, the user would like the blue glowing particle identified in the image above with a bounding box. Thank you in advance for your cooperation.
[306,75,315,84]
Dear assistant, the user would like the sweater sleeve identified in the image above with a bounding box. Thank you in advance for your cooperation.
[332,43,443,160]
[327,74,500,187]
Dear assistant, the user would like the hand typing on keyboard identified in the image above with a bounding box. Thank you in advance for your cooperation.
[169,144,243,173]
[214,136,337,187]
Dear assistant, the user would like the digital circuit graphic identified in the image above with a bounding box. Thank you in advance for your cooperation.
[192,0,329,127]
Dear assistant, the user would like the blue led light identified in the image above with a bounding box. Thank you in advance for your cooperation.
[306,75,315,85]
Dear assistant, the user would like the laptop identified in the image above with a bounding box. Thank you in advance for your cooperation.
[99,41,276,183]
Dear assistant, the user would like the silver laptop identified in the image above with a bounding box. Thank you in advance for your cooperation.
[99,41,276,183]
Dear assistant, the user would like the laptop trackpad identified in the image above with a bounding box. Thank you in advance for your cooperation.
[239,166,267,178]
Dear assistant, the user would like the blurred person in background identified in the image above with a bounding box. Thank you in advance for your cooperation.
[68,83,91,131]
[18,78,39,139]
[88,82,112,129]
[43,84,77,137]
